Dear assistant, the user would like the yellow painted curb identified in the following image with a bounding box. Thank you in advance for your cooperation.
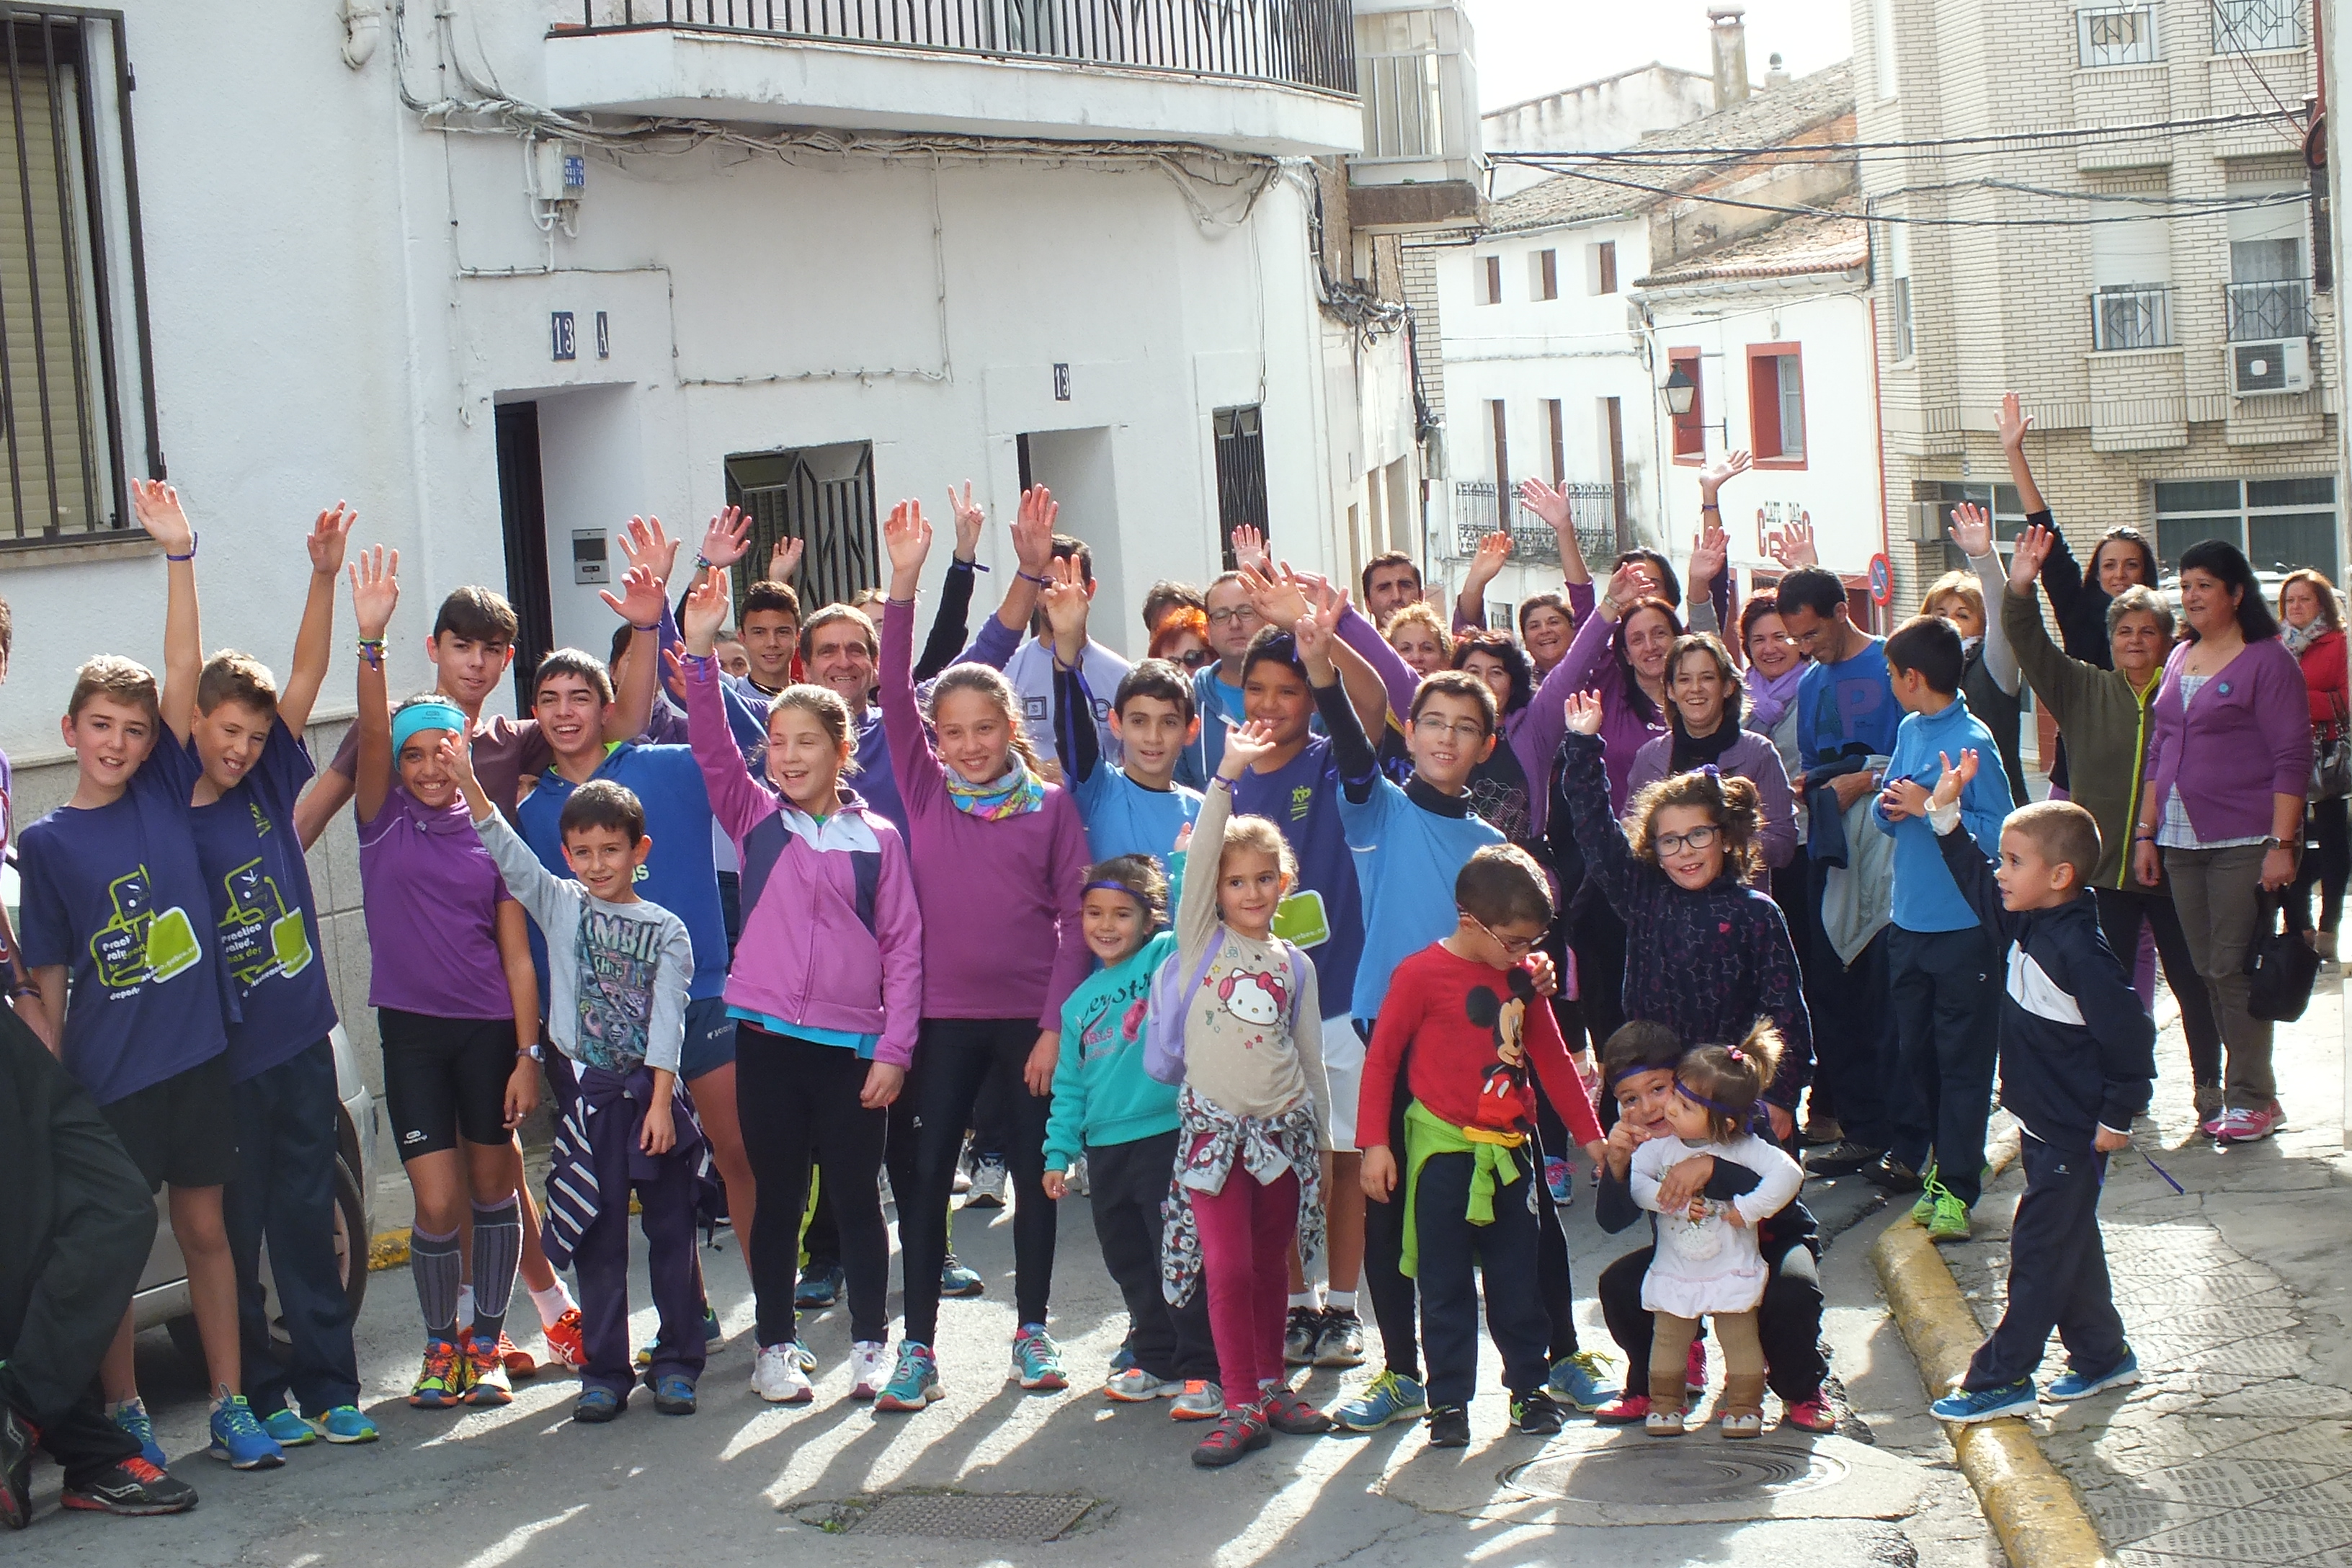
[368,1228,411,1272]
[1871,1217,2115,1568]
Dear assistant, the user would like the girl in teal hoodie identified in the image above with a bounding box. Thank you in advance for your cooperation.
[1043,854,1220,1416]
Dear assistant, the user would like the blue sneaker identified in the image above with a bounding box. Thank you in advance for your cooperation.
[1930,1380,2039,1425]
[311,1406,379,1444]
[874,1342,943,1412]
[1012,1325,1067,1391]
[109,1398,166,1470]
[702,1306,722,1345]
[1332,1370,1427,1433]
[573,1386,624,1424]
[260,1408,317,1447]
[2047,1352,2140,1402]
[940,1252,985,1298]
[653,1375,698,1416]
[795,1264,845,1310]
[1544,1351,1618,1412]
[208,1394,286,1469]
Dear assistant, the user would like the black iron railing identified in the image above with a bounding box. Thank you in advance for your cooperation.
[2090,284,2174,351]
[1449,480,1620,566]
[2226,278,2312,340]
[566,0,1358,96]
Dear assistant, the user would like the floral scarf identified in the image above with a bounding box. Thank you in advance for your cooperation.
[2284,617,2327,660]
[1161,1085,1325,1307]
[942,758,1046,819]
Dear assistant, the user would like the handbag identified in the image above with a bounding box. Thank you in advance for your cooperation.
[2245,895,2323,1024]
[2314,718,2352,801]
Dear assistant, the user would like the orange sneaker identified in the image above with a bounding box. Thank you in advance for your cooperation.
[496,1331,537,1378]
[543,1308,587,1371]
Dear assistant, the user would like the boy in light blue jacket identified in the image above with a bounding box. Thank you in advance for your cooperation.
[1874,614,2013,1241]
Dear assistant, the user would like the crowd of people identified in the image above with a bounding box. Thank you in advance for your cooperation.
[0,384,2335,1520]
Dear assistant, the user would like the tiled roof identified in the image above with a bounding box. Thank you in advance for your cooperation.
[1635,207,1868,286]
[1484,59,1854,235]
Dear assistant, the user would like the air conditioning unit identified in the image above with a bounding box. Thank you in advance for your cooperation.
[2232,338,2312,398]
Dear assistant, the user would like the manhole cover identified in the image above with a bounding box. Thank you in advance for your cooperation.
[1503,1441,1848,1504]
[848,1492,1095,1541]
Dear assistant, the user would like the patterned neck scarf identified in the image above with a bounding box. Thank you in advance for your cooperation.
[943,757,1046,819]
[2283,617,2327,659]
[1744,662,1804,732]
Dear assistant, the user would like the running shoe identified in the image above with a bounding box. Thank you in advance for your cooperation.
[1801,1116,1845,1147]
[60,1458,197,1516]
[1,1403,33,1531]
[850,1340,891,1402]
[312,1406,379,1443]
[493,1331,538,1378]
[1190,1406,1270,1467]
[1783,1396,1837,1433]
[2215,1105,2283,1143]
[796,1264,845,1310]
[1311,1309,1366,1368]
[1260,1387,1333,1434]
[1425,1405,1471,1448]
[1012,1325,1067,1391]
[1543,1156,1575,1207]
[874,1343,943,1412]
[409,1337,473,1408]
[1170,1380,1224,1420]
[543,1307,587,1371]
[963,1156,1009,1209]
[1930,1380,2038,1424]
[751,1342,815,1404]
[1332,1370,1427,1433]
[573,1386,624,1424]
[1925,1192,1973,1244]
[1863,1154,1923,1194]
[653,1375,698,1416]
[1283,1306,1324,1366]
[703,1306,723,1344]
[1105,1367,1181,1402]
[207,1394,285,1469]
[109,1397,166,1469]
[1108,1339,1139,1376]
[2047,1351,2140,1402]
[1513,1389,1568,1435]
[1544,1351,1618,1412]
[1803,1139,1883,1176]
[940,1252,985,1298]
[260,1408,317,1447]
[1591,1391,1650,1425]
[466,1334,514,1406]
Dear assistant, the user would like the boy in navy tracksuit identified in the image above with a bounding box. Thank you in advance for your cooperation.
[1920,751,2155,1424]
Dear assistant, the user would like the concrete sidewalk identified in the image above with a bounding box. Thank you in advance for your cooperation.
[1930,978,2352,1566]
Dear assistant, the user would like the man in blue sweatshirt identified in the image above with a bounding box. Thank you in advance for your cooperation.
[1874,615,2013,1242]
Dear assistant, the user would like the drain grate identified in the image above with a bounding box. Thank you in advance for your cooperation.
[848,1492,1095,1541]
[1504,1441,1848,1505]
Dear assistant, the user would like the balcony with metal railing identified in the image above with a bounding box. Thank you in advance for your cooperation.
[545,0,1363,155]
[1447,480,1622,565]
[2225,278,2313,341]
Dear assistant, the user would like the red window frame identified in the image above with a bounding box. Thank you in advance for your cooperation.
[1746,342,1807,470]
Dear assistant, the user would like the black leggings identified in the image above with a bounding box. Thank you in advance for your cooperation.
[735,1028,890,1346]
[900,1018,1056,1346]
[1531,1118,1581,1362]
[1598,1233,1827,1403]
[2289,796,2351,938]
[2094,884,2223,1088]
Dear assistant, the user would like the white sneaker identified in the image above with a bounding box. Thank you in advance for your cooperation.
[1103,1366,1180,1402]
[752,1341,815,1404]
[850,1340,890,1401]
[1170,1378,1224,1420]
[963,1156,1009,1209]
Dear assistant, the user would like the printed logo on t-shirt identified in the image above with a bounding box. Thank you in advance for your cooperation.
[218,857,313,992]
[1288,784,1314,821]
[574,909,663,1072]
[89,866,202,992]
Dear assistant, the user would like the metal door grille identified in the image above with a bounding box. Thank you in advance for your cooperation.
[726,442,878,613]
[1212,404,1266,571]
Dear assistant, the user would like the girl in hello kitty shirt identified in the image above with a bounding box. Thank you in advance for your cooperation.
[1160,718,1336,1469]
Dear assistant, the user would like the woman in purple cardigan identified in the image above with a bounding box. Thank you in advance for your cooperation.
[1626,633,1799,874]
[2132,539,2310,1143]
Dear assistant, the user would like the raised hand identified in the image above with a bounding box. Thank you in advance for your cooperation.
[303,502,357,578]
[1216,716,1283,779]
[600,561,667,630]
[1948,502,1995,560]
[618,514,680,589]
[698,506,753,571]
[1518,476,1573,533]
[883,497,933,579]
[1928,749,1978,815]
[2008,522,2055,593]
[1012,485,1057,576]
[1038,555,1091,658]
[1879,775,1931,820]
[1564,690,1604,736]
[1229,522,1268,574]
[1600,559,1654,618]
[1302,574,1350,641]
[946,481,984,563]
[1239,561,1311,630]
[1768,517,1819,569]
[1698,449,1753,499]
[1689,519,1729,585]
[1467,529,1512,587]
[132,478,193,556]
[680,567,730,654]
[348,544,400,640]
[767,534,804,584]
[1997,391,2033,452]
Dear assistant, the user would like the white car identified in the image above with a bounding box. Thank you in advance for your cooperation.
[4,852,376,1363]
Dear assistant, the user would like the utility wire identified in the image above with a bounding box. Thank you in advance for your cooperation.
[1484,105,2301,164]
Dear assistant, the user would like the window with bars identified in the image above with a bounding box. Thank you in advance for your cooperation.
[2211,0,2303,52]
[1213,404,1267,569]
[0,10,151,547]
[2080,4,2160,66]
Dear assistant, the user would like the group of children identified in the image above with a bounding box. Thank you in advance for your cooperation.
[1,466,2158,1516]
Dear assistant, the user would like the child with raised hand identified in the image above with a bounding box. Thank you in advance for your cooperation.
[346,545,543,1415]
[1169,718,1335,1469]
[1631,1023,1802,1438]
[1922,751,2155,1426]
[1041,855,1220,1417]
[674,569,919,1407]
[1559,691,1813,1143]
[1355,845,1608,1448]
[446,733,702,1424]
[875,499,1092,1412]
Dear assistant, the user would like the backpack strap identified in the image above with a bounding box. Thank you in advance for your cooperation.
[1281,940,1309,1028]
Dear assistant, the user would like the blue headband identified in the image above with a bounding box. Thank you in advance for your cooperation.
[391,702,467,755]
[1673,1077,1747,1118]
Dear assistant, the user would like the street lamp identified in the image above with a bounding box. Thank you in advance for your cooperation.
[1661,363,1696,416]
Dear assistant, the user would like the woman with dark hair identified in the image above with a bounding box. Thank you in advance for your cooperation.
[2132,538,2309,1143]
[1518,593,1577,677]
[2279,569,2349,958]
[1626,633,1798,873]
[2000,393,2162,670]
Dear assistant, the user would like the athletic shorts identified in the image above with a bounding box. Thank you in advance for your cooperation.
[1321,1015,1366,1152]
[101,1054,239,1192]
[378,1007,519,1159]
[679,995,736,1080]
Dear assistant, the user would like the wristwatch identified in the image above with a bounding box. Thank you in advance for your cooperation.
[2261,836,2287,850]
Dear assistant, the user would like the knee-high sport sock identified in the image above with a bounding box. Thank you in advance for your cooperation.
[470,1198,524,1342]
[411,1227,462,1342]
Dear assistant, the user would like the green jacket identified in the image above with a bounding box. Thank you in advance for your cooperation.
[2003,585,2161,890]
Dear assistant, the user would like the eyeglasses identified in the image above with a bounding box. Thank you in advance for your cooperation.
[1462,909,1542,956]
[1170,649,1215,669]
[1652,824,1721,855]
[1206,606,1262,628]
[1413,715,1489,743]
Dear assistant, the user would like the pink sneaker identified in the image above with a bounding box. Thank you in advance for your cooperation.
[1685,1340,1707,1398]
[2219,1105,2281,1143]
[1783,1396,1836,1433]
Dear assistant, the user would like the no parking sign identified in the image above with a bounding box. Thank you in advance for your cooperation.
[1868,553,1892,605]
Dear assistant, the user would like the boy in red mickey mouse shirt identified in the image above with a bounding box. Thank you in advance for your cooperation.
[1358,845,1608,1447]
